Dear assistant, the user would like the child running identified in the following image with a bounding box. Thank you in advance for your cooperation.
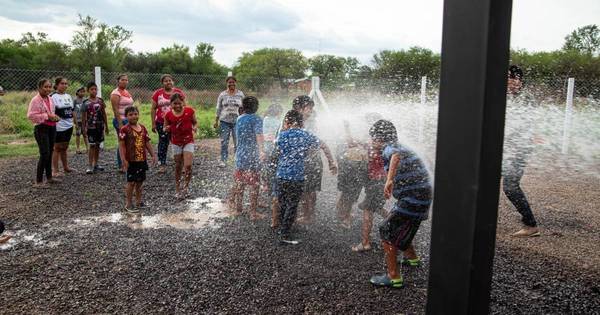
[118,106,158,213]
[274,110,336,244]
[228,96,265,220]
[368,120,432,288]
[73,87,87,154]
[163,93,197,199]
[82,82,109,174]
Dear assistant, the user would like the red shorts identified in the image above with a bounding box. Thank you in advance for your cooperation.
[234,170,260,185]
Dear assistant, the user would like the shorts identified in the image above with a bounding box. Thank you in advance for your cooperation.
[304,154,323,192]
[235,169,260,186]
[55,127,73,143]
[75,122,83,136]
[172,143,195,156]
[358,179,386,211]
[87,128,104,145]
[127,161,148,183]
[337,160,367,203]
[379,212,421,251]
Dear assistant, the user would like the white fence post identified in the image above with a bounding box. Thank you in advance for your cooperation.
[418,76,427,142]
[308,76,330,113]
[94,66,102,98]
[227,71,233,77]
[561,78,575,154]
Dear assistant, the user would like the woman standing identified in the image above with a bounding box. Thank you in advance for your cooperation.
[110,74,134,171]
[151,74,186,172]
[215,76,244,168]
[27,78,61,186]
[51,77,76,176]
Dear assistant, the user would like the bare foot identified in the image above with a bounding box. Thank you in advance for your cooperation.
[52,172,63,177]
[0,235,12,244]
[64,168,76,173]
[250,212,266,221]
[33,182,48,188]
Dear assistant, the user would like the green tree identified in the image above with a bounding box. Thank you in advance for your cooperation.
[191,43,227,75]
[308,54,360,88]
[233,48,308,91]
[370,47,440,93]
[70,15,133,71]
[562,24,600,56]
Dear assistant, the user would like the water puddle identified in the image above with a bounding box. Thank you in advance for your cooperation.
[0,230,60,250]
[72,197,230,230]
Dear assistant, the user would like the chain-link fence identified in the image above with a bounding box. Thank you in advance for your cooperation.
[0,67,598,144]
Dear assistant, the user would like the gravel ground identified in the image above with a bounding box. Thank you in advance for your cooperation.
[0,139,598,314]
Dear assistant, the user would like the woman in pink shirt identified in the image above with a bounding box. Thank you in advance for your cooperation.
[151,74,185,172]
[110,74,135,170]
[27,79,61,186]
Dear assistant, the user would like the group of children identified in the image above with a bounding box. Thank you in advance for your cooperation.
[25,74,433,288]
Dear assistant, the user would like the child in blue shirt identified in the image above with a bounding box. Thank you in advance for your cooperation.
[368,119,432,288]
[275,110,334,244]
[229,96,265,220]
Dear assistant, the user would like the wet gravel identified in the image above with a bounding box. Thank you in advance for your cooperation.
[0,140,598,314]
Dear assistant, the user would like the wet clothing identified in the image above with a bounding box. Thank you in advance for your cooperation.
[118,124,151,163]
[165,107,195,146]
[263,115,280,155]
[379,212,421,251]
[152,87,185,124]
[359,179,386,211]
[302,113,323,192]
[336,144,368,202]
[51,93,74,132]
[235,113,263,171]
[216,90,244,124]
[34,124,56,183]
[219,121,236,162]
[275,128,320,181]
[277,179,304,236]
[383,143,432,220]
[171,143,195,156]
[127,161,148,183]
[234,170,260,186]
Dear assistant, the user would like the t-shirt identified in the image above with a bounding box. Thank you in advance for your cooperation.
[164,107,195,146]
[502,101,537,174]
[111,88,134,120]
[235,113,263,171]
[383,143,431,220]
[82,97,105,130]
[216,90,244,124]
[263,116,280,155]
[152,88,185,123]
[118,124,151,162]
[275,128,320,181]
[51,93,74,132]
[367,146,386,180]
[73,97,84,121]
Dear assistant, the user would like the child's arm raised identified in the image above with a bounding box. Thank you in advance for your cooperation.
[384,153,401,199]
[320,142,338,175]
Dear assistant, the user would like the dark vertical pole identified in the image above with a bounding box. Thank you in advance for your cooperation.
[426,0,513,314]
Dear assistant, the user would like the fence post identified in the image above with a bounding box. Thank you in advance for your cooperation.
[561,78,575,154]
[418,76,427,142]
[94,66,102,98]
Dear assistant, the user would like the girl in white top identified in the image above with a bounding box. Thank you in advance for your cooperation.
[51,77,76,176]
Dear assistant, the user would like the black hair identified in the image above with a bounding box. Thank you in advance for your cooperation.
[38,78,51,89]
[284,109,303,127]
[86,81,97,89]
[117,74,128,81]
[292,95,314,110]
[226,76,237,83]
[242,96,259,114]
[53,77,67,90]
[170,93,184,103]
[76,86,85,94]
[266,103,283,117]
[161,74,174,83]
[124,106,139,116]
[369,119,398,144]
[508,65,523,80]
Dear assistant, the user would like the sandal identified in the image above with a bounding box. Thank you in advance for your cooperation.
[370,274,404,288]
[401,257,421,267]
[351,243,372,252]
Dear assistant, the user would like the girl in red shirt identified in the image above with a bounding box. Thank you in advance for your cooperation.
[164,93,197,199]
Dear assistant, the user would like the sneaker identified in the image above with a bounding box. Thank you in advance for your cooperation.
[126,206,139,214]
[218,161,227,168]
[401,257,421,267]
[512,226,540,238]
[94,165,105,172]
[370,274,404,288]
[86,167,94,174]
[278,234,300,245]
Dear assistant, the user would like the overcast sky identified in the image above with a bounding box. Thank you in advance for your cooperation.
[1,0,599,67]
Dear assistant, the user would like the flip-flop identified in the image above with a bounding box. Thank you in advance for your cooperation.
[370,274,404,288]
[401,257,421,267]
[351,243,372,252]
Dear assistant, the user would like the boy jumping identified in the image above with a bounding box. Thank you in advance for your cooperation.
[368,120,432,288]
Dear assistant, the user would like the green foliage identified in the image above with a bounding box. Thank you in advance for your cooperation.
[370,47,441,93]
[562,24,600,56]
[309,55,360,88]
[233,48,308,91]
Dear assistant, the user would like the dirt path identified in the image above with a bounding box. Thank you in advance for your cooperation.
[0,139,598,314]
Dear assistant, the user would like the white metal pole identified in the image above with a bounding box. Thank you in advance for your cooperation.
[561,78,575,154]
[418,76,427,142]
[94,66,102,98]
[227,71,233,77]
